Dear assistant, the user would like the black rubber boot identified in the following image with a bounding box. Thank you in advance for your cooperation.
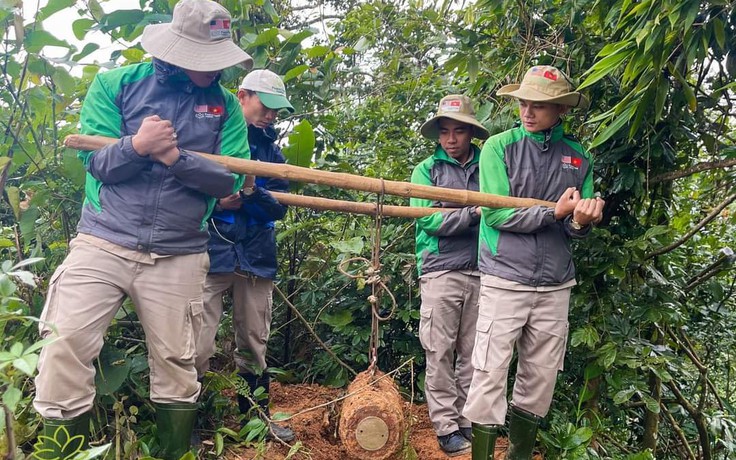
[506,406,541,460]
[471,423,499,460]
[155,402,198,460]
[238,372,295,442]
[35,413,90,458]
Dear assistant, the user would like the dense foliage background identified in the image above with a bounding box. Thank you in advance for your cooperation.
[1,0,735,458]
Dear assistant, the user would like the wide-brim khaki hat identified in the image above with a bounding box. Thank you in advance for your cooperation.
[420,95,490,140]
[141,0,253,72]
[497,66,589,109]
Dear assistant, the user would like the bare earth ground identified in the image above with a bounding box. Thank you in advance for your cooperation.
[213,382,541,460]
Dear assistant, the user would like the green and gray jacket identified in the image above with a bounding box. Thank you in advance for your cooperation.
[411,145,481,276]
[479,123,593,286]
[77,60,249,255]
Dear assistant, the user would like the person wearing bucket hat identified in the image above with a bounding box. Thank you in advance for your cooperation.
[33,1,252,459]
[195,69,295,443]
[411,95,489,456]
[462,66,604,460]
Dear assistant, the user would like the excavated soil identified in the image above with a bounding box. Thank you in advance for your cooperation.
[210,382,542,460]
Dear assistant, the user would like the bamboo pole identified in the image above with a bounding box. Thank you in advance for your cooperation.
[64,134,556,209]
[271,191,454,218]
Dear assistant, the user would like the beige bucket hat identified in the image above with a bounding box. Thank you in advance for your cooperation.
[497,66,589,109]
[420,95,490,140]
[141,0,253,72]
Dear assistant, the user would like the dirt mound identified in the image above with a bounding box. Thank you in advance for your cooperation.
[219,382,536,459]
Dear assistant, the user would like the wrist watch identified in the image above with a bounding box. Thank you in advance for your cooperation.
[570,218,584,230]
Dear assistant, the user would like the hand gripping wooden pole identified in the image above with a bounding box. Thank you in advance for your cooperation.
[64,134,556,215]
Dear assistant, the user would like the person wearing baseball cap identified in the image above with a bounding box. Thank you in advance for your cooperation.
[411,94,489,456]
[195,69,295,442]
[33,1,252,458]
[463,66,604,459]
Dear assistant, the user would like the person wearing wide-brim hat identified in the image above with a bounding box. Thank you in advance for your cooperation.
[33,1,252,459]
[412,94,488,456]
[195,69,296,443]
[462,66,604,460]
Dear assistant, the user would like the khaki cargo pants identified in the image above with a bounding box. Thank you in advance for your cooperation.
[195,272,273,376]
[34,235,207,419]
[463,275,570,425]
[419,270,480,436]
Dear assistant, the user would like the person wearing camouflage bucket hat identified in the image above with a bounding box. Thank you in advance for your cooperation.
[411,94,488,456]
[463,66,604,460]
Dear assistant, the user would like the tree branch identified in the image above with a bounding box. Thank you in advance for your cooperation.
[645,191,736,259]
[650,158,736,184]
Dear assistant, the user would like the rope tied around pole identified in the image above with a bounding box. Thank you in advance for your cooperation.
[337,179,397,375]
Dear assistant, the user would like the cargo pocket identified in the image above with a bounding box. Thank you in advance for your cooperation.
[471,314,493,371]
[557,321,570,371]
[183,298,204,361]
[38,266,67,337]
[260,289,273,342]
[418,307,435,352]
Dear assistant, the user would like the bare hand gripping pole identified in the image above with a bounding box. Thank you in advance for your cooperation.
[64,134,556,216]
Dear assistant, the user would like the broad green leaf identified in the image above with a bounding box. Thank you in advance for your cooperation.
[262,0,279,22]
[87,0,105,19]
[330,236,364,254]
[284,64,309,82]
[72,43,100,62]
[99,10,145,32]
[249,28,279,48]
[570,427,594,446]
[24,30,71,53]
[282,119,315,168]
[37,0,75,20]
[321,309,353,328]
[72,19,95,40]
[13,353,39,375]
[2,386,21,412]
[305,45,330,59]
[52,67,76,94]
[94,345,131,395]
[5,185,20,220]
[354,36,370,52]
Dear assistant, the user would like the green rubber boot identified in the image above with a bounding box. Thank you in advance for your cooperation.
[471,423,499,460]
[506,406,542,460]
[34,413,90,459]
[155,402,198,460]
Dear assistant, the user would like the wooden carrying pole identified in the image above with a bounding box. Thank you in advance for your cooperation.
[64,134,556,212]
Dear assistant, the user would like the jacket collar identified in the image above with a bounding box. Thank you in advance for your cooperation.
[521,121,564,152]
[433,143,480,166]
[248,124,277,145]
[153,59,221,93]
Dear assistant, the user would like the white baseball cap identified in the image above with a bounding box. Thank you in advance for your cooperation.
[239,69,294,113]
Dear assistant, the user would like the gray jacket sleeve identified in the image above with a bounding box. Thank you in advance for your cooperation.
[87,136,151,184]
[429,207,481,236]
[493,205,557,233]
[169,150,235,198]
